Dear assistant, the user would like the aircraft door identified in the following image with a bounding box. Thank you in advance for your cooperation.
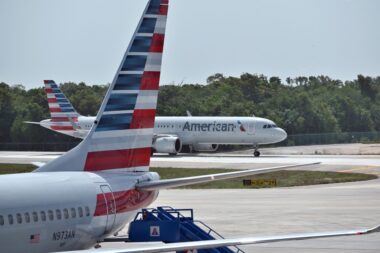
[247,121,255,135]
[99,185,116,234]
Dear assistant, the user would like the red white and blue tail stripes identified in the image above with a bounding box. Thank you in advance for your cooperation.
[84,0,169,172]
[36,0,169,173]
[44,80,79,131]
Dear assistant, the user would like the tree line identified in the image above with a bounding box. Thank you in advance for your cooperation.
[0,74,379,143]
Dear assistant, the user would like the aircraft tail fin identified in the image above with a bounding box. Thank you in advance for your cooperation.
[36,0,169,173]
[44,80,80,122]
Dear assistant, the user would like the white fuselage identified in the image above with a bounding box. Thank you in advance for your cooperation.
[40,116,287,147]
[0,171,159,253]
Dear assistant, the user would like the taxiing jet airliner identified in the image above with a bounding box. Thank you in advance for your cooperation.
[31,79,287,157]
[4,1,379,252]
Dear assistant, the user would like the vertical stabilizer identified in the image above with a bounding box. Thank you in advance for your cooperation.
[44,80,80,120]
[36,0,169,173]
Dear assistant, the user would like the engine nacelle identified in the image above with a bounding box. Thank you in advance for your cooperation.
[193,144,219,152]
[153,136,182,154]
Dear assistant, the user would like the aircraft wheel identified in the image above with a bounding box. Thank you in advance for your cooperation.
[254,151,260,157]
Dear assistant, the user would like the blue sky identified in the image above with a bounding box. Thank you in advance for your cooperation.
[0,0,379,89]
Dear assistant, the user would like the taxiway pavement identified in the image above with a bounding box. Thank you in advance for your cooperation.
[104,178,380,253]
[1,151,379,174]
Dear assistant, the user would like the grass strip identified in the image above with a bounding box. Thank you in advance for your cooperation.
[0,164,375,189]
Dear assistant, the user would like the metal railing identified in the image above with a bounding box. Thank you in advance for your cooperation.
[283,131,380,146]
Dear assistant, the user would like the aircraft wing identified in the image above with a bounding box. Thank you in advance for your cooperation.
[31,162,46,168]
[136,162,320,191]
[58,223,380,253]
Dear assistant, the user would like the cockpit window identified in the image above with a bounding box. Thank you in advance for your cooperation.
[263,124,278,129]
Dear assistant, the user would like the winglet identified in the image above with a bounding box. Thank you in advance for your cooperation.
[186,110,192,117]
[364,224,380,234]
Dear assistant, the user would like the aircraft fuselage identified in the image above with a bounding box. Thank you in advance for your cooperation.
[0,172,159,253]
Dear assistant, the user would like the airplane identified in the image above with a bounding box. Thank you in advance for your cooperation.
[30,79,287,157]
[2,0,379,253]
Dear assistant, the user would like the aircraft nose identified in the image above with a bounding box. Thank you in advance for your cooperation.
[278,128,287,141]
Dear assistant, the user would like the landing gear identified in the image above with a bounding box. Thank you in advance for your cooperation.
[253,145,260,157]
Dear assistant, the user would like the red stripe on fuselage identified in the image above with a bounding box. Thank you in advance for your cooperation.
[50,125,75,131]
[130,109,156,129]
[149,34,164,53]
[84,148,151,171]
[51,117,78,122]
[140,72,160,90]
[94,189,156,216]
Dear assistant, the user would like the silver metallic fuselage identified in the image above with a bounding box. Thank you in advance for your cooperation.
[40,116,287,146]
[0,172,159,253]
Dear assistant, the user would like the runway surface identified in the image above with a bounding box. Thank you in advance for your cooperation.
[0,149,379,252]
[0,151,379,174]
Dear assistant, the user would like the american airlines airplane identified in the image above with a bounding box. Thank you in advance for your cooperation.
[2,1,379,252]
[32,79,287,157]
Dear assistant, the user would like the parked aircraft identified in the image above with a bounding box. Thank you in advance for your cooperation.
[31,80,287,157]
[2,1,379,253]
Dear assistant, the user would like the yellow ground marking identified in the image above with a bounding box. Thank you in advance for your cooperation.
[340,166,380,175]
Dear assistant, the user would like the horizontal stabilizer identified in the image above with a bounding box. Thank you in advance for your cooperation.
[24,121,41,125]
[136,162,320,191]
[56,223,380,253]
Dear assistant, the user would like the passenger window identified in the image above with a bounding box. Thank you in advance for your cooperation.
[85,206,90,217]
[16,213,22,224]
[48,210,54,221]
[32,212,38,222]
[71,208,76,218]
[8,214,14,225]
[24,213,31,223]
[56,209,62,220]
[63,208,69,219]
[0,215,4,225]
[263,125,267,128]
[78,207,83,218]
[268,125,272,128]
[40,211,46,221]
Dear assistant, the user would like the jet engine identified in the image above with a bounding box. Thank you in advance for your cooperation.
[193,144,219,152]
[152,136,182,154]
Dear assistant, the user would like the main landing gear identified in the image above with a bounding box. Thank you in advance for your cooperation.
[253,145,260,157]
